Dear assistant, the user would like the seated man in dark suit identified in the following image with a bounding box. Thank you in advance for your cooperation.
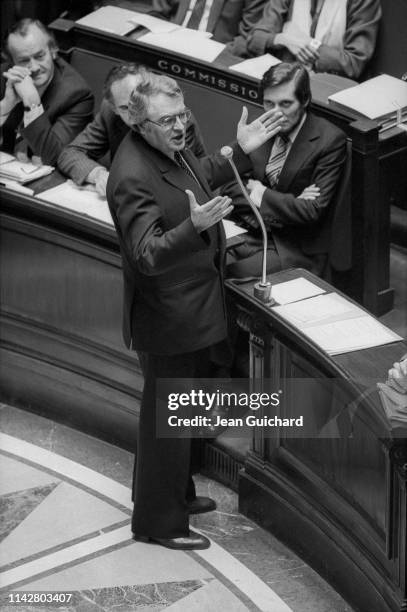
[0,19,94,165]
[226,62,347,278]
[150,0,267,55]
[58,63,207,197]
[244,0,382,80]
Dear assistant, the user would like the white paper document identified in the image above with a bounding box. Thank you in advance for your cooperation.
[129,13,181,34]
[138,30,225,63]
[0,159,54,183]
[229,54,281,79]
[222,219,248,240]
[36,181,113,225]
[328,74,407,120]
[273,293,357,326]
[302,316,402,355]
[271,278,325,305]
[76,6,141,36]
[0,151,15,165]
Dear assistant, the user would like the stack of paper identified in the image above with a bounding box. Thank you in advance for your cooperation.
[272,289,402,355]
[138,30,225,63]
[0,155,54,184]
[36,180,113,225]
[328,74,407,131]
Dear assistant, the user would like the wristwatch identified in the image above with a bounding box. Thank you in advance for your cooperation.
[23,102,41,112]
[310,38,322,51]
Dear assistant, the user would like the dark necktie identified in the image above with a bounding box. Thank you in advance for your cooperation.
[265,135,289,189]
[187,0,207,30]
[174,151,200,185]
[310,0,324,37]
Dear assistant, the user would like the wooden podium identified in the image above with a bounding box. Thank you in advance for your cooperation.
[222,269,407,612]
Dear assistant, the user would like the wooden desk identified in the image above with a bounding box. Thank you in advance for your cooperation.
[223,269,406,612]
[47,17,407,317]
[0,181,142,449]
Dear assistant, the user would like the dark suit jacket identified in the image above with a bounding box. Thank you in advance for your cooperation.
[106,131,251,354]
[0,57,94,165]
[229,112,347,274]
[151,0,267,51]
[57,98,207,184]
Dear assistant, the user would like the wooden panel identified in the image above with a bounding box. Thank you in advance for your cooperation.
[0,188,142,449]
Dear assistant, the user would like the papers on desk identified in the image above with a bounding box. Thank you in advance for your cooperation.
[128,12,181,34]
[138,30,225,63]
[271,277,325,305]
[36,180,113,225]
[328,74,407,132]
[0,154,54,184]
[272,288,402,355]
[76,6,143,35]
[229,54,281,79]
[222,219,247,240]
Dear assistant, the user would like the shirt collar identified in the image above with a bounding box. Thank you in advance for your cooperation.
[286,112,307,145]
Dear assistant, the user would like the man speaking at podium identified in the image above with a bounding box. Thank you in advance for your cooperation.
[106,70,283,551]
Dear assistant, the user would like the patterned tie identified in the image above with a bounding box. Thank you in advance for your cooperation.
[174,151,200,185]
[187,0,207,29]
[265,135,289,189]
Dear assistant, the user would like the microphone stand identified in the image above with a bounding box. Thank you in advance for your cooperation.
[221,146,273,303]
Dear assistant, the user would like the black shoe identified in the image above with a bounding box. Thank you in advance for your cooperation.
[133,530,210,550]
[188,496,217,515]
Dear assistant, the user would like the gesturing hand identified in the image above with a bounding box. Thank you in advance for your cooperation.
[187,189,233,233]
[237,106,284,154]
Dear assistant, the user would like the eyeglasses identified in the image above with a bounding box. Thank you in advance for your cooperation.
[144,108,191,130]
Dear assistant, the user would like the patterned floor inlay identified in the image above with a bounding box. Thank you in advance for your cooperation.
[0,483,59,545]
[0,580,210,612]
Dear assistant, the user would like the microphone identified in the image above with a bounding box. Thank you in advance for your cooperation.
[220,146,272,303]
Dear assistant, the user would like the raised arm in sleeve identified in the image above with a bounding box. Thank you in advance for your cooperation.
[22,87,94,165]
[111,174,208,276]
[58,104,111,184]
[315,0,382,79]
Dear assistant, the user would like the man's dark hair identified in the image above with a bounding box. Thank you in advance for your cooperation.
[3,18,58,61]
[260,62,311,108]
[103,63,148,103]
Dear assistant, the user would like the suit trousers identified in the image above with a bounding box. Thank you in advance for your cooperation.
[131,346,222,539]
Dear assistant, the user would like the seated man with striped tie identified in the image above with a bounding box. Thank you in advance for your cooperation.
[150,0,267,55]
[226,61,347,279]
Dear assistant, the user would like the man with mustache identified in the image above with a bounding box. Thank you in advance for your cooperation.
[0,19,93,165]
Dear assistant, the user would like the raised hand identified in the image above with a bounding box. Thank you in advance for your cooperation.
[237,106,284,154]
[186,189,233,233]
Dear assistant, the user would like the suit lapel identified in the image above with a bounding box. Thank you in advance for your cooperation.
[277,114,320,192]
[249,139,274,181]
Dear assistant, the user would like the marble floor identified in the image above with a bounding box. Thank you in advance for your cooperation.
[0,404,354,612]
